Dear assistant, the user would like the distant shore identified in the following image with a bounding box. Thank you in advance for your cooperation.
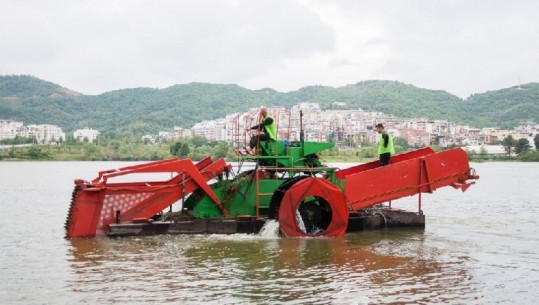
[1,143,538,162]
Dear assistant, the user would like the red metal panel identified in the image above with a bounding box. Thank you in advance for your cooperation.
[343,148,477,211]
[127,158,231,220]
[344,158,424,210]
[335,147,434,179]
[66,187,106,238]
[422,148,475,191]
[66,157,231,238]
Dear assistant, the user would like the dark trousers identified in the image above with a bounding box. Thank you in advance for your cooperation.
[250,133,271,149]
[379,153,391,166]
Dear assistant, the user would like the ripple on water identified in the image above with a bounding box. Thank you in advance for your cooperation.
[2,162,539,304]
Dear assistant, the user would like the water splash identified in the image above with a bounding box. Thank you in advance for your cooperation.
[258,219,280,238]
[296,210,307,233]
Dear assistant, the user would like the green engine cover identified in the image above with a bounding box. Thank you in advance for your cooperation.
[185,178,285,218]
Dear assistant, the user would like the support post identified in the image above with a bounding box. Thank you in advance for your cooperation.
[418,159,424,214]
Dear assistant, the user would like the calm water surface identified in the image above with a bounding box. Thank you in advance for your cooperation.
[0,161,538,304]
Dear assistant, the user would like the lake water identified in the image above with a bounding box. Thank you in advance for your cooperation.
[0,161,538,304]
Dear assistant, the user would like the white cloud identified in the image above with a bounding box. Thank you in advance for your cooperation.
[1,0,538,98]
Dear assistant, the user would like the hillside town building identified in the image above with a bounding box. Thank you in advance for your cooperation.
[2,103,538,155]
[0,120,24,140]
[145,103,538,154]
[0,120,65,144]
[73,128,100,143]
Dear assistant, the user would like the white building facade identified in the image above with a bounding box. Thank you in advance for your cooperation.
[73,128,100,143]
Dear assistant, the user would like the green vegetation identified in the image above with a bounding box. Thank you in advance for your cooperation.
[2,135,537,162]
[500,134,534,156]
[0,135,412,162]
[2,76,538,137]
[2,75,538,162]
[0,137,232,161]
[465,84,539,129]
[465,134,539,162]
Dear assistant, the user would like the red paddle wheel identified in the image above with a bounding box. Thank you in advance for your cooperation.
[275,177,349,237]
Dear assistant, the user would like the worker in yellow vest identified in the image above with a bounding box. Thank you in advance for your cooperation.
[375,123,395,166]
[246,108,277,155]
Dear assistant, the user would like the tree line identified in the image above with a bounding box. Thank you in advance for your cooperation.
[2,129,538,162]
[1,134,414,162]
[500,134,539,161]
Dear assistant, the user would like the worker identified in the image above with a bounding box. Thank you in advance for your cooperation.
[375,123,395,166]
[245,108,276,155]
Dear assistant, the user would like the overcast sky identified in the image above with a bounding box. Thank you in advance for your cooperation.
[1,0,538,98]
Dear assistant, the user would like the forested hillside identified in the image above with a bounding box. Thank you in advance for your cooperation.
[463,83,539,128]
[1,75,537,136]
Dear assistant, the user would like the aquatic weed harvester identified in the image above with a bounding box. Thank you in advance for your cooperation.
[65,109,479,238]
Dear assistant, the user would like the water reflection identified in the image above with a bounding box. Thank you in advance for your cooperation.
[67,229,479,304]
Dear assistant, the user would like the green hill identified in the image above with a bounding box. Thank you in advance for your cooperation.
[463,83,539,128]
[1,75,537,136]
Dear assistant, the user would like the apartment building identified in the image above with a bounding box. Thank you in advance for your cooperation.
[73,127,100,143]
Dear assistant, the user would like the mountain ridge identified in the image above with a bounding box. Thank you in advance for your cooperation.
[1,75,537,136]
